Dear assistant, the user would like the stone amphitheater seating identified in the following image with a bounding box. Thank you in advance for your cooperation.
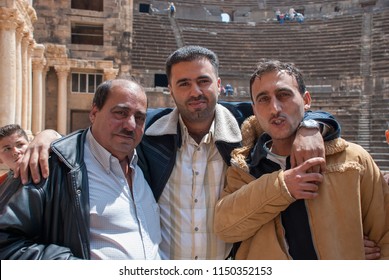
[131,7,389,171]
[131,13,178,70]
[176,14,363,78]
[372,10,389,75]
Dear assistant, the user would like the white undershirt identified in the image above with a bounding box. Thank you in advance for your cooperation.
[263,139,288,170]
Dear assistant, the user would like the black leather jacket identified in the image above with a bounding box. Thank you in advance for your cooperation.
[0,129,90,259]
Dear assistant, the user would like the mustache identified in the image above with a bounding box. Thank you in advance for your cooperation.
[187,95,208,103]
[269,113,286,122]
[118,129,135,138]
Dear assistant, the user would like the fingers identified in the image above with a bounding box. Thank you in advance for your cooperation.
[13,129,58,185]
[29,147,43,184]
[291,181,320,200]
[284,160,324,200]
[364,236,380,260]
[14,146,42,185]
[300,157,326,173]
[38,150,50,179]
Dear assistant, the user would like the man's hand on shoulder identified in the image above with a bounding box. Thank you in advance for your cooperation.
[14,129,61,184]
[291,126,326,173]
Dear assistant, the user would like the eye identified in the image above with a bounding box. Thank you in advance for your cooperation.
[199,78,211,85]
[177,81,190,87]
[113,110,128,118]
[277,91,292,100]
[256,95,270,104]
[16,143,26,149]
[135,114,146,124]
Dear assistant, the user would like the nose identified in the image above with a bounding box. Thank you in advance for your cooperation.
[123,115,136,130]
[12,147,20,157]
[190,83,203,97]
[269,98,282,114]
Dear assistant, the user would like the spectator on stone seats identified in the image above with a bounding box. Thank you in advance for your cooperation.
[224,83,234,96]
[168,2,176,18]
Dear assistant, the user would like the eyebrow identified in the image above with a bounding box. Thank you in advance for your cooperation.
[254,90,268,99]
[1,144,11,149]
[111,104,130,111]
[175,75,212,85]
[175,78,191,85]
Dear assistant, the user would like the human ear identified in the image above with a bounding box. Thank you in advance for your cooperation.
[303,91,312,110]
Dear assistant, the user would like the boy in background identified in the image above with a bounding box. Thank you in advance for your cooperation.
[0,124,29,185]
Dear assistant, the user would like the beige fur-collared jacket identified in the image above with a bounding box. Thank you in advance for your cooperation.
[214,116,389,259]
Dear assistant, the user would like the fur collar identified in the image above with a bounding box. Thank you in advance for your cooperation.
[145,104,242,143]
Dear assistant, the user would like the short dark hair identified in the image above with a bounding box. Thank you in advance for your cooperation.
[92,78,146,110]
[0,124,28,141]
[165,45,219,83]
[92,80,113,110]
[249,59,306,102]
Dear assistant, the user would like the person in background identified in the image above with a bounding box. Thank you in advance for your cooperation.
[275,9,281,22]
[168,2,176,18]
[0,124,29,185]
[224,84,234,96]
[214,59,388,259]
[0,79,161,260]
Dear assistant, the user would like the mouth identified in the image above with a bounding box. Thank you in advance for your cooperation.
[13,156,22,163]
[116,134,135,140]
[187,100,207,110]
[270,117,286,126]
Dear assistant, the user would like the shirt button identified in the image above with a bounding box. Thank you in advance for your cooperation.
[194,171,199,175]
[194,227,199,231]
[194,256,198,260]
[194,199,198,203]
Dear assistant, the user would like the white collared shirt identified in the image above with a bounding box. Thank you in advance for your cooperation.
[84,129,161,260]
[158,116,232,260]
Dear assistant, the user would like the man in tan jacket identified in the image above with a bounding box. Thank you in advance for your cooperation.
[214,59,389,259]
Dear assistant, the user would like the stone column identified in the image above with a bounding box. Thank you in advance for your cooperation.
[26,39,34,131]
[55,65,70,135]
[104,68,119,80]
[41,66,49,129]
[0,8,17,126]
[15,22,24,125]
[31,44,46,134]
[21,34,30,129]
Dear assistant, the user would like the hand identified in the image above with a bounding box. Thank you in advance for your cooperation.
[383,173,389,186]
[283,157,325,200]
[364,235,380,260]
[290,127,326,173]
[14,129,61,184]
